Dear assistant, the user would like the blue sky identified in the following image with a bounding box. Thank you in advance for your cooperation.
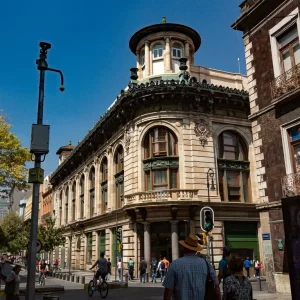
[0,0,245,175]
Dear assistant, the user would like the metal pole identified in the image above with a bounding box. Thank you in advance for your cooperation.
[207,172,210,203]
[115,211,117,281]
[25,49,46,300]
[210,236,215,269]
[206,235,210,263]
[121,249,123,282]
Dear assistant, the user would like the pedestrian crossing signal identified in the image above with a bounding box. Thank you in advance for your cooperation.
[196,233,207,246]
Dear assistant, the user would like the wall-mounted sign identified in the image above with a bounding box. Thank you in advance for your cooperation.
[262,233,270,240]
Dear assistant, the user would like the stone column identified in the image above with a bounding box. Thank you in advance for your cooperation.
[165,37,171,72]
[136,51,141,79]
[171,221,179,261]
[68,183,72,223]
[184,41,190,71]
[143,222,151,269]
[75,176,80,220]
[145,41,150,76]
[84,169,89,219]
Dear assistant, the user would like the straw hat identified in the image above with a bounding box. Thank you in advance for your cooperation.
[179,234,203,252]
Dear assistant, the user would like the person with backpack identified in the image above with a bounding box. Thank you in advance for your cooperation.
[218,246,231,284]
[5,265,21,300]
[151,259,157,283]
[244,257,251,278]
[223,256,253,300]
[127,258,134,280]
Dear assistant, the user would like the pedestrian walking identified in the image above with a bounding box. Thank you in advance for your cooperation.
[139,257,147,283]
[5,265,21,300]
[244,257,251,279]
[254,258,260,278]
[158,257,166,282]
[218,247,231,284]
[163,234,221,300]
[106,258,111,281]
[127,258,134,280]
[117,259,122,281]
[151,259,157,283]
[223,256,253,300]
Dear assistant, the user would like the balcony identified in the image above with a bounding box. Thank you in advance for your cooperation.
[282,173,300,198]
[124,189,199,205]
[271,64,300,100]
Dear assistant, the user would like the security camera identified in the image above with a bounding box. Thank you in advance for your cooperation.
[39,42,51,50]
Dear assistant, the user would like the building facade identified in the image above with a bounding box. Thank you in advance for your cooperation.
[233,0,300,295]
[50,20,260,276]
[39,174,54,224]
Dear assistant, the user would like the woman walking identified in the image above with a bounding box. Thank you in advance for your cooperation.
[5,265,21,300]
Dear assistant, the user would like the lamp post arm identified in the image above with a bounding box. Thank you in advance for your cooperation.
[45,67,65,91]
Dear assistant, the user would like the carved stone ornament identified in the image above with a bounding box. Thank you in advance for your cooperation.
[124,122,133,154]
[194,118,211,147]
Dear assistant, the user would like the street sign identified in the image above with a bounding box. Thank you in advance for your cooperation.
[27,239,42,253]
[262,233,270,240]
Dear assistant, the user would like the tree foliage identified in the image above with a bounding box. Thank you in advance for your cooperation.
[0,211,29,253]
[0,114,31,189]
[38,217,66,253]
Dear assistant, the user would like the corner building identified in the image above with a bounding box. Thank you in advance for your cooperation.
[51,20,260,276]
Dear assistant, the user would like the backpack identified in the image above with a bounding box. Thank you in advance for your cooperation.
[160,261,165,269]
[152,261,157,270]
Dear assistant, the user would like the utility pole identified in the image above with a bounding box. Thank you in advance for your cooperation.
[26,42,64,300]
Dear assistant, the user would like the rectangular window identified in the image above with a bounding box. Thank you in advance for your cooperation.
[72,200,75,220]
[65,204,68,224]
[80,195,84,218]
[98,230,106,258]
[170,169,178,189]
[152,128,167,156]
[102,188,107,212]
[223,133,238,160]
[289,125,300,173]
[172,48,182,58]
[86,233,93,264]
[141,55,145,65]
[153,169,168,190]
[278,25,300,73]
[153,48,163,58]
[90,191,95,217]
[227,171,241,202]
[59,207,62,225]
[219,170,225,201]
[116,182,124,208]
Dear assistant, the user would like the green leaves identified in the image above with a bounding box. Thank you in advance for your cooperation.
[38,217,66,253]
[0,114,31,189]
[0,211,29,253]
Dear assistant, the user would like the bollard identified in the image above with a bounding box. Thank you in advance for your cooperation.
[59,273,62,280]
[66,274,70,281]
[125,273,128,284]
[62,274,66,280]
[80,276,85,284]
[55,273,59,279]
[146,272,149,282]
[76,275,80,283]
[71,275,75,282]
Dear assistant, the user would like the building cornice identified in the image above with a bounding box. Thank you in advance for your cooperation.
[256,200,282,210]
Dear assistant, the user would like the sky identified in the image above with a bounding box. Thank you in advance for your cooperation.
[0,0,246,175]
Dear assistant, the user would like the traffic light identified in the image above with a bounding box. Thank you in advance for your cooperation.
[117,228,122,244]
[118,243,123,253]
[196,232,207,246]
[200,206,214,232]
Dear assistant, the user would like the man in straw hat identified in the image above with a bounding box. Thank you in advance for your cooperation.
[163,234,220,300]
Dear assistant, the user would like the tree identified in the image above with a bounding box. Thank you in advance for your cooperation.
[38,217,66,255]
[0,114,31,190]
[0,211,29,253]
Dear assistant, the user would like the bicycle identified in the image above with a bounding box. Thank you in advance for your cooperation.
[39,270,46,286]
[88,268,108,299]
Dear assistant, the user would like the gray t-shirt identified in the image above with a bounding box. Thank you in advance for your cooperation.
[97,257,108,274]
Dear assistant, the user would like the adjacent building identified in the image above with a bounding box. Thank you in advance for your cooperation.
[232,0,300,295]
[50,19,260,276]
[39,173,54,224]
[8,185,32,213]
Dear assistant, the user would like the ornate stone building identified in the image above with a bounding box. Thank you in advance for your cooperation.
[50,20,260,276]
[233,0,300,295]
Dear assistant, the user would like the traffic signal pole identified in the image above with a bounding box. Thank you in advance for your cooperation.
[206,235,210,263]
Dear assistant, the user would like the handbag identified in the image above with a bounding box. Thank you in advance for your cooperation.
[5,278,16,295]
[203,258,218,300]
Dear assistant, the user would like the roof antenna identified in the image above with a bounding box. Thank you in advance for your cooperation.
[237,58,241,74]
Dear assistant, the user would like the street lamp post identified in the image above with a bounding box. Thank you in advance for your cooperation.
[206,168,215,267]
[25,42,64,300]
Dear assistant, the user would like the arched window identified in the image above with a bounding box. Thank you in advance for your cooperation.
[115,146,124,208]
[140,48,145,66]
[101,157,108,213]
[152,44,163,58]
[89,167,95,217]
[65,187,69,224]
[143,127,179,191]
[172,43,182,58]
[218,131,250,202]
[202,79,207,84]
[59,191,62,226]
[80,175,85,218]
[72,182,76,221]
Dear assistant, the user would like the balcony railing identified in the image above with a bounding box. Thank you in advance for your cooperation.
[124,189,199,205]
[271,64,300,99]
[282,173,300,198]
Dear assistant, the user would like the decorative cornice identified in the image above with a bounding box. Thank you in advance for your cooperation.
[50,79,249,187]
[256,200,282,211]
